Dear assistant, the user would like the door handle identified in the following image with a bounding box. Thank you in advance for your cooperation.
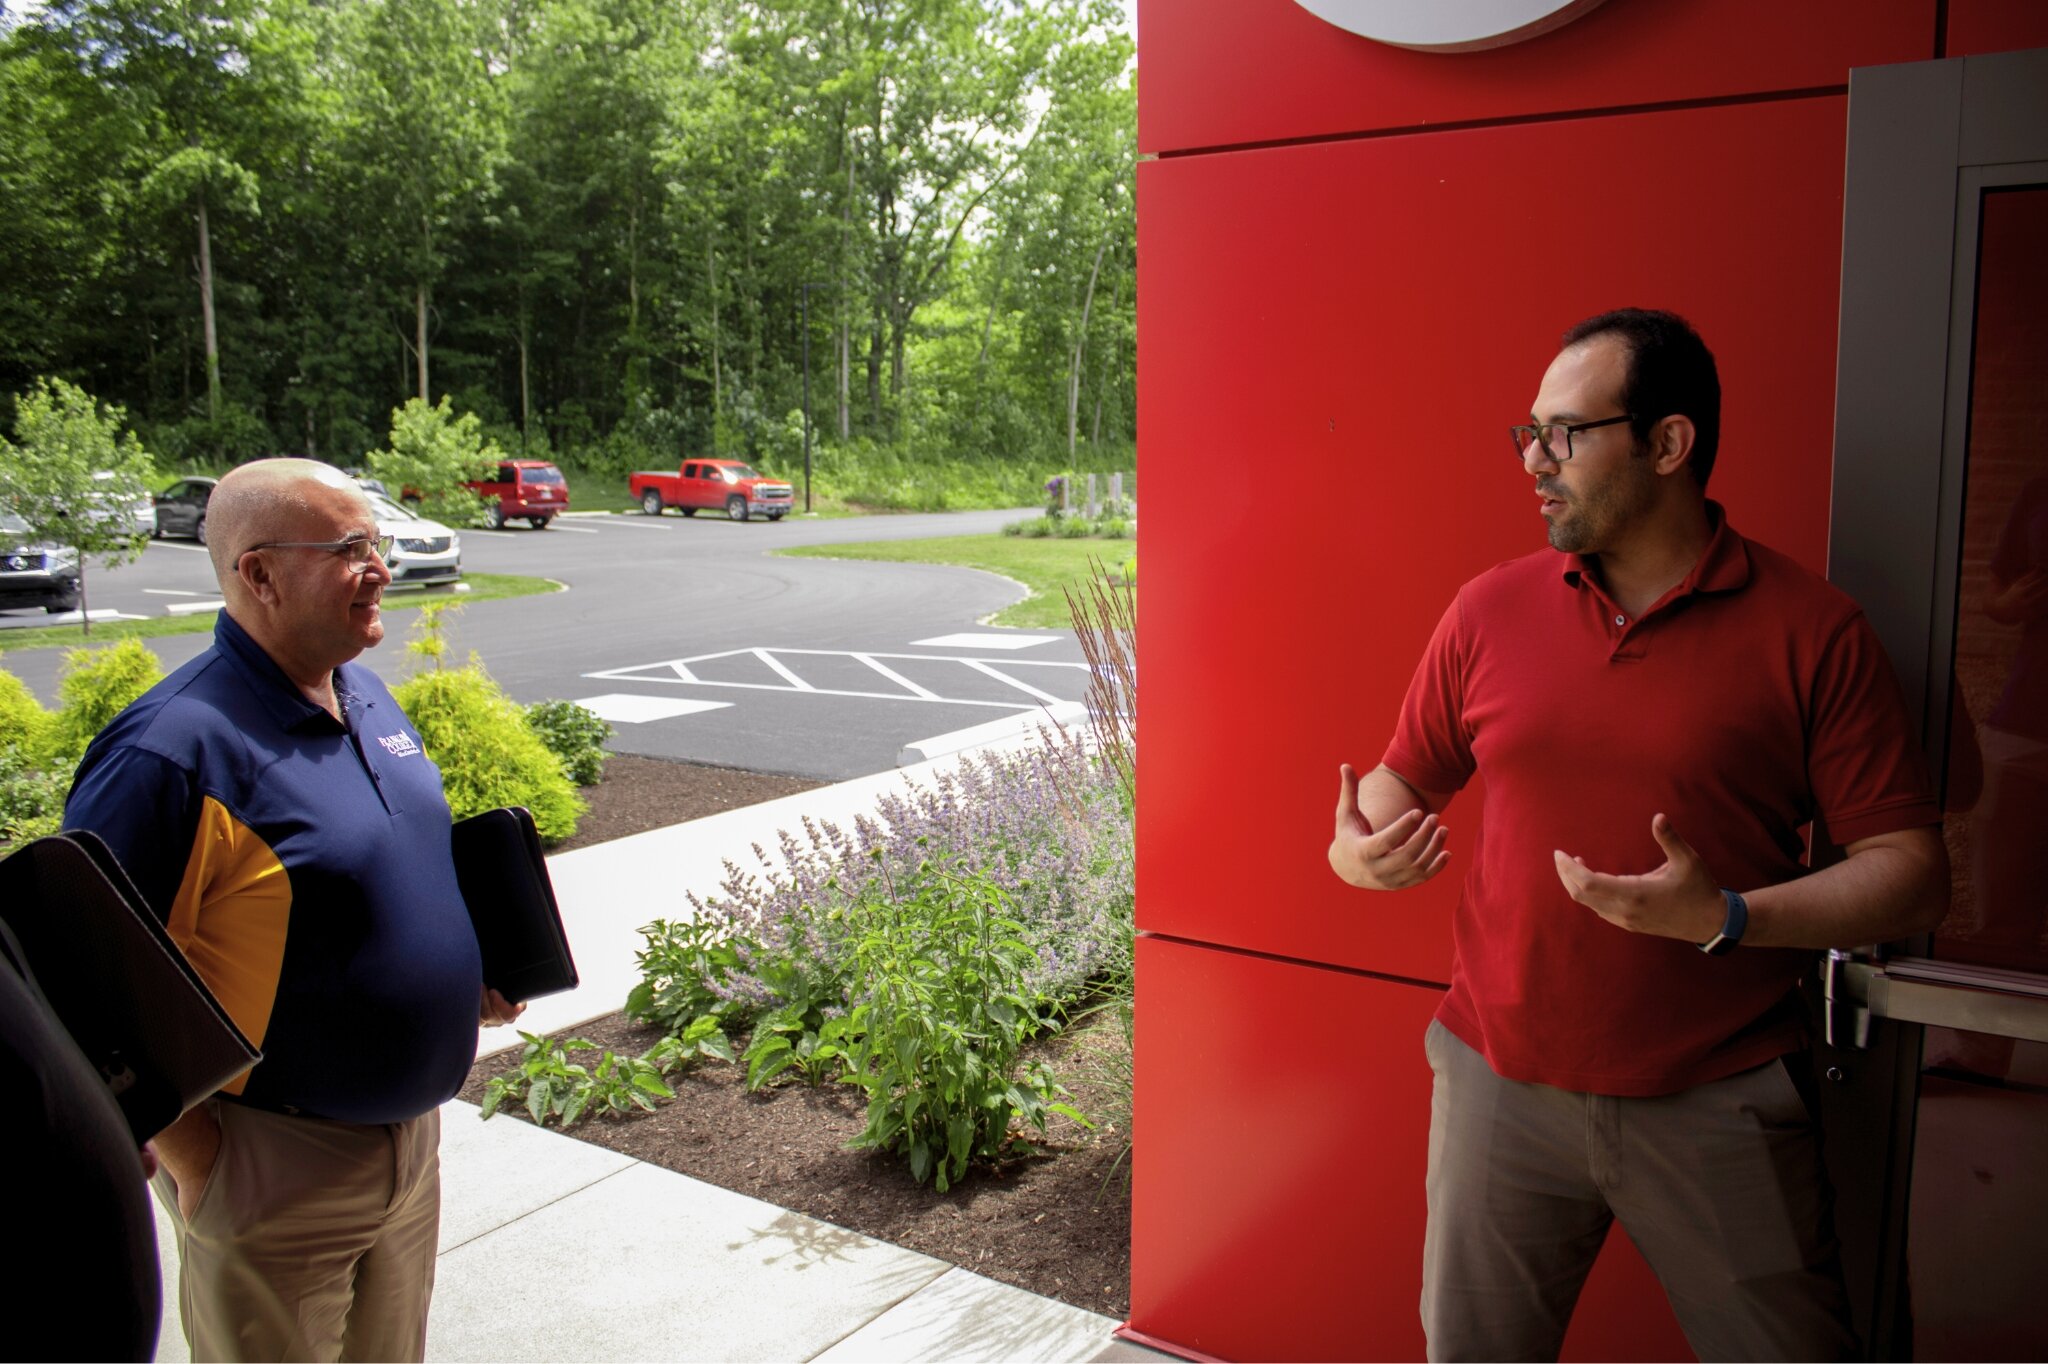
[1821,950,2048,1047]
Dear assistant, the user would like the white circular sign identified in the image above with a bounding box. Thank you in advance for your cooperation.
[1293,0,1613,52]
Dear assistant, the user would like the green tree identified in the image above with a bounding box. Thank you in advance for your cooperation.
[0,377,156,635]
[365,396,499,528]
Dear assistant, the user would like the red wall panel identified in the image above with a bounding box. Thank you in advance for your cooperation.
[1137,0,1929,155]
[1130,936,1690,1361]
[1945,0,2048,56]
[1136,95,1849,984]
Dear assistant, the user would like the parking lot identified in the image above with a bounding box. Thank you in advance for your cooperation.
[0,507,1083,781]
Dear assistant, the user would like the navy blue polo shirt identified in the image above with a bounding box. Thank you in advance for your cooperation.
[64,610,482,1124]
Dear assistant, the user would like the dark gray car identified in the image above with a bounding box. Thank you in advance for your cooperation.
[0,513,83,614]
[153,476,218,544]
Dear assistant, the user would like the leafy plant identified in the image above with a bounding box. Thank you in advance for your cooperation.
[841,855,1084,1192]
[365,397,499,529]
[741,900,856,1089]
[523,698,612,786]
[47,638,163,770]
[626,916,754,1033]
[0,377,155,636]
[392,605,585,842]
[480,1020,733,1129]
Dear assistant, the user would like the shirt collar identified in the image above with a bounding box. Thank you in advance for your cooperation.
[1560,499,1752,598]
[214,608,348,734]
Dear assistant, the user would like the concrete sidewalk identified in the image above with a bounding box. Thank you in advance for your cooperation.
[150,734,1162,1362]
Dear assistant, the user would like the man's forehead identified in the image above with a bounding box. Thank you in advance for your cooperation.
[1534,337,1626,415]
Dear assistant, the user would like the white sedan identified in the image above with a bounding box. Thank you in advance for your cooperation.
[364,492,462,587]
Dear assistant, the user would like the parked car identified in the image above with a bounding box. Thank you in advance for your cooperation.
[630,459,794,521]
[362,491,461,586]
[153,476,219,544]
[465,459,569,529]
[0,512,83,614]
[88,469,155,538]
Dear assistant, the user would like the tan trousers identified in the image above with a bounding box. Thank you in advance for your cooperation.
[1420,1019,1855,1363]
[153,1100,441,1363]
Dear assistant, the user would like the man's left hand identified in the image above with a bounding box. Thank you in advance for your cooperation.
[480,986,526,1027]
[1554,813,1725,943]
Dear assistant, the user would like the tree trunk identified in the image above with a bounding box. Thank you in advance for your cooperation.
[837,322,850,440]
[707,239,721,424]
[866,314,883,424]
[415,281,430,402]
[517,310,532,453]
[975,234,1010,378]
[1092,242,1126,448]
[1067,238,1108,459]
[195,191,220,421]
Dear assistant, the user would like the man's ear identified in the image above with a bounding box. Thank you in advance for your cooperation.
[237,549,281,606]
[1650,415,1697,478]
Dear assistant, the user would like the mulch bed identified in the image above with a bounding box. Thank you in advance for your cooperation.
[469,752,1135,1319]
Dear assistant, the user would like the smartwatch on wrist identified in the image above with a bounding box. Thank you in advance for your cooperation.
[1699,888,1748,956]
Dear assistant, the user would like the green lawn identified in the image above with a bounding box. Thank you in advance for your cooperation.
[777,534,1134,628]
[0,573,560,655]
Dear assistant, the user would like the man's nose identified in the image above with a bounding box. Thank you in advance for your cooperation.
[1521,434,1561,475]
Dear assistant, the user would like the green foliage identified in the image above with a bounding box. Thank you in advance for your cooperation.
[841,858,1082,1192]
[741,902,856,1090]
[0,376,155,635]
[626,916,751,1033]
[479,1019,734,1128]
[366,398,499,529]
[0,1,1135,484]
[0,663,62,845]
[392,606,584,843]
[48,638,162,770]
[0,664,54,761]
[522,698,612,786]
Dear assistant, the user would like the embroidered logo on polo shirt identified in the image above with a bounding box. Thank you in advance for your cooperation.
[377,732,421,758]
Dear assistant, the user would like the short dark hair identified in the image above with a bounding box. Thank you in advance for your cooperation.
[1560,308,1721,488]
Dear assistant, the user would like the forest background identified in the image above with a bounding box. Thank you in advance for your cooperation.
[0,0,1136,507]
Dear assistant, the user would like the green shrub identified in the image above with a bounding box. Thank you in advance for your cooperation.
[523,699,612,786]
[1017,516,1055,539]
[0,745,65,845]
[841,858,1082,1191]
[1098,517,1130,540]
[1055,515,1093,539]
[49,639,162,769]
[0,664,54,762]
[480,1020,733,1129]
[741,899,856,1090]
[366,397,499,529]
[395,664,586,843]
[626,917,754,1033]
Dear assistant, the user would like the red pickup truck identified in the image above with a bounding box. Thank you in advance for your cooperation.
[630,460,794,521]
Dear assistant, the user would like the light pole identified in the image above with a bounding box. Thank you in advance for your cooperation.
[799,282,825,514]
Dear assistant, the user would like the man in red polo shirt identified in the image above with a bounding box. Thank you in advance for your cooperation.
[1328,309,1948,1362]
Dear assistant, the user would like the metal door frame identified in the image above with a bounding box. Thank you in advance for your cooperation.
[1827,46,2048,1359]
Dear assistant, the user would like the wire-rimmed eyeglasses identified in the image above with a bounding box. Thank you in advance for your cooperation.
[243,533,394,574]
[1508,414,1636,463]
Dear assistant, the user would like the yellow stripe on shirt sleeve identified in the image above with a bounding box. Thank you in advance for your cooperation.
[163,796,290,1094]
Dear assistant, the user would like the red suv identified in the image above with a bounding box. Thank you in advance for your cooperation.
[467,460,571,529]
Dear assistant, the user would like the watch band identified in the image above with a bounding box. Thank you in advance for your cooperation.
[1699,888,1748,956]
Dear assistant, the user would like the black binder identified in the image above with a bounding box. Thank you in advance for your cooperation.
[0,831,261,1144]
[450,805,579,1004]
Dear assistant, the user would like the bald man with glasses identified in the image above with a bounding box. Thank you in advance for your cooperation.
[65,459,521,1362]
[1330,310,1949,1361]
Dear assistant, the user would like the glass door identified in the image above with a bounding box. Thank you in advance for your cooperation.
[1828,49,2048,1361]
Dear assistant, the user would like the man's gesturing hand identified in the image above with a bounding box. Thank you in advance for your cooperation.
[1329,763,1450,890]
[1553,813,1724,942]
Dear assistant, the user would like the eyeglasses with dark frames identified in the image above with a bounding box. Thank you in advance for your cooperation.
[1508,414,1636,463]
[242,533,394,573]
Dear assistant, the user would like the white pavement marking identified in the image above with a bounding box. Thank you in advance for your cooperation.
[961,658,1063,705]
[589,516,676,529]
[28,608,150,623]
[910,632,1059,650]
[145,540,210,554]
[164,599,225,616]
[465,529,521,538]
[585,647,1087,711]
[537,522,599,533]
[852,652,940,700]
[574,693,734,724]
[143,587,205,596]
[753,648,815,691]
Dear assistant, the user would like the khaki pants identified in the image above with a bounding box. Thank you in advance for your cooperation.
[1420,1020,1854,1363]
[153,1101,441,1363]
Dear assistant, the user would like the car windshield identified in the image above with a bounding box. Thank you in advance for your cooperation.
[0,512,29,535]
[725,465,757,480]
[364,494,416,522]
[520,467,564,484]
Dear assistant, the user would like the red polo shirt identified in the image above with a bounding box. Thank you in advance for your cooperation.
[1383,505,1940,1096]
